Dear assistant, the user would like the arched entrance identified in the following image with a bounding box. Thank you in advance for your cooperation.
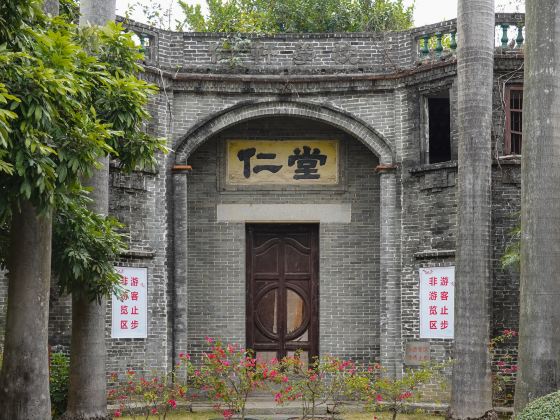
[171,101,402,374]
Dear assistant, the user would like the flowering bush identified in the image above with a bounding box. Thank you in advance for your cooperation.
[489,328,518,406]
[274,353,358,419]
[357,361,450,420]
[195,337,268,419]
[109,352,194,419]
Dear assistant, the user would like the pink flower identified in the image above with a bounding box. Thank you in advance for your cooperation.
[510,365,518,373]
[222,360,231,366]
[269,370,278,378]
[223,409,234,419]
[497,361,505,367]
[168,399,177,408]
[398,391,412,400]
[114,410,122,417]
[205,336,214,344]
[275,392,282,403]
[151,408,158,415]
[376,394,383,402]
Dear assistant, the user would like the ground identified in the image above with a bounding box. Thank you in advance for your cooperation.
[119,412,444,420]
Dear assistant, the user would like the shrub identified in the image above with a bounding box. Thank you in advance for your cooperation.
[49,352,70,419]
[195,337,268,420]
[489,329,518,406]
[109,353,194,419]
[356,361,450,420]
[274,353,358,419]
[517,390,560,420]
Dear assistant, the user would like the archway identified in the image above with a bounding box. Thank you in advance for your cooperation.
[171,100,402,377]
[173,100,393,164]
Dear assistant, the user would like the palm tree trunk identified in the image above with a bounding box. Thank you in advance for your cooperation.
[514,0,560,411]
[0,201,52,420]
[451,0,495,418]
[65,3,115,418]
[65,163,110,420]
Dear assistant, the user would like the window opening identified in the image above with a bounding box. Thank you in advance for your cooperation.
[505,85,523,155]
[421,90,451,164]
[427,96,451,163]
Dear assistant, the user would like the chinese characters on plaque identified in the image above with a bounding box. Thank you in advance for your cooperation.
[226,140,339,185]
[111,267,148,339]
[419,266,455,339]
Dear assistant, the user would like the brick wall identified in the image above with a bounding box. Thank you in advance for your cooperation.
[182,118,381,364]
[0,21,524,402]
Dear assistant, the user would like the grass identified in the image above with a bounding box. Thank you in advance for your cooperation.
[118,411,444,420]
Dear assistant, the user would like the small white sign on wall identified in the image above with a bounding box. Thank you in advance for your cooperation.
[111,267,148,339]
[419,266,455,339]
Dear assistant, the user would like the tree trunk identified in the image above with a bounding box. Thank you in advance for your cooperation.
[514,0,560,412]
[451,0,495,418]
[65,158,111,420]
[0,201,52,420]
[65,1,115,417]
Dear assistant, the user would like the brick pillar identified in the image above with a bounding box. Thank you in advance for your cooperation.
[378,167,403,378]
[172,165,191,372]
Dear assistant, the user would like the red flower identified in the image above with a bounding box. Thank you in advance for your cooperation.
[151,408,158,415]
[376,394,383,402]
[223,409,234,419]
[114,410,122,417]
[168,399,177,408]
[398,391,412,400]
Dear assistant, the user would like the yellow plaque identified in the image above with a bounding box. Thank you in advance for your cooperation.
[226,140,339,185]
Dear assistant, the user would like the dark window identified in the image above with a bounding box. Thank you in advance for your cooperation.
[428,97,451,163]
[505,85,523,155]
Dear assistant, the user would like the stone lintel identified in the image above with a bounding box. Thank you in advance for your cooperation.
[216,203,351,223]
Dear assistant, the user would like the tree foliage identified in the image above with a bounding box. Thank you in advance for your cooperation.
[53,189,127,303]
[0,0,167,300]
[179,0,414,33]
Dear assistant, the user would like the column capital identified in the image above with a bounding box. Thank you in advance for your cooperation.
[172,164,192,174]
[375,163,399,174]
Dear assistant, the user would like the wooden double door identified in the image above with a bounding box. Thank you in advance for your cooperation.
[246,224,319,362]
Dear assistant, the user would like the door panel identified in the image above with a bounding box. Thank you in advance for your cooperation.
[247,224,319,363]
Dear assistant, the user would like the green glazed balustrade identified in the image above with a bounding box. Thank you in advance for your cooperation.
[419,22,524,59]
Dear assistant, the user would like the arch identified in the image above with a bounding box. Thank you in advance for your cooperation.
[174,100,394,164]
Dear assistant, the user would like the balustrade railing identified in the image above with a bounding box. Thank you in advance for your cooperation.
[495,13,525,51]
[416,13,525,62]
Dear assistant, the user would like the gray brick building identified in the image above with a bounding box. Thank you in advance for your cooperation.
[0,13,525,398]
